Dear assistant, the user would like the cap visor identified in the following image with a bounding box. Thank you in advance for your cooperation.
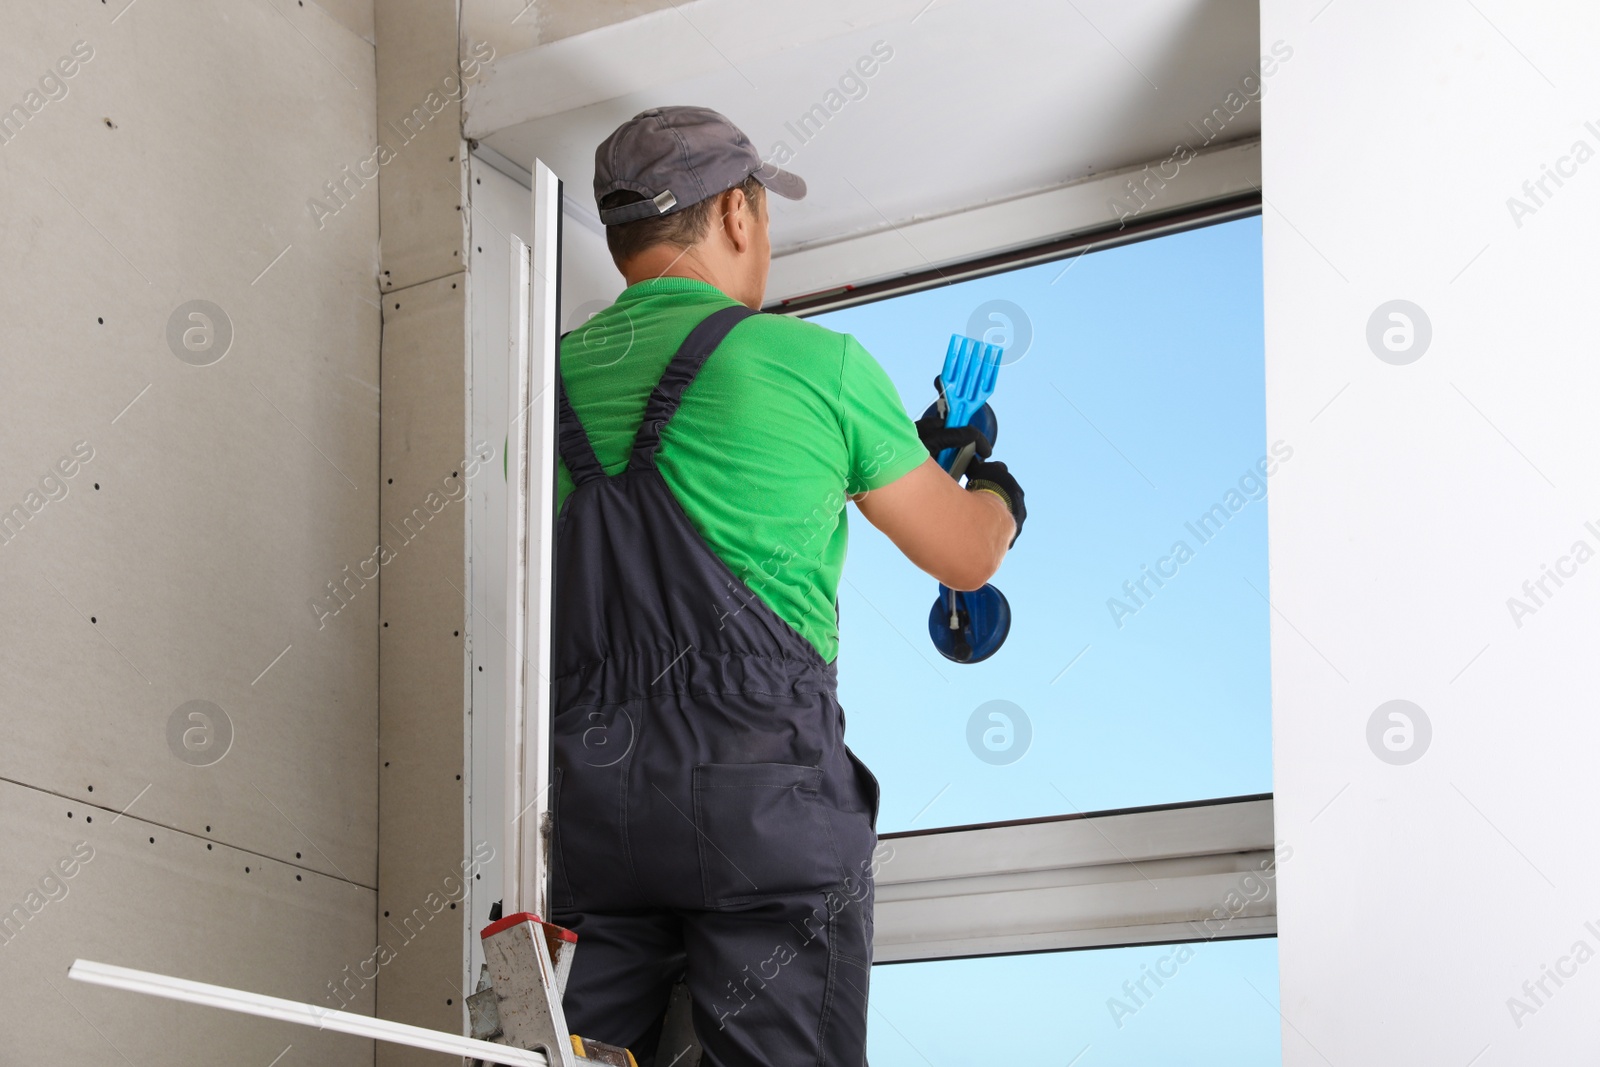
[754,164,806,201]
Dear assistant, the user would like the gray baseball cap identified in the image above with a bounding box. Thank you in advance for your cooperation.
[593,106,806,225]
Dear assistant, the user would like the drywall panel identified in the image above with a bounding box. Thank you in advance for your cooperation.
[1261,1,1600,1062]
[375,271,474,1064]
[0,778,376,1065]
[462,0,678,59]
[373,0,475,293]
[316,0,378,44]
[0,0,379,884]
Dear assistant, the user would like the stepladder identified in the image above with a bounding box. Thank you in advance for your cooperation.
[468,912,638,1067]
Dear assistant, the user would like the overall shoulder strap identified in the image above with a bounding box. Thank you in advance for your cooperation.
[628,304,759,471]
[555,338,606,486]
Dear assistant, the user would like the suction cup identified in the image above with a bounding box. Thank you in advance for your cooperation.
[928,583,1012,663]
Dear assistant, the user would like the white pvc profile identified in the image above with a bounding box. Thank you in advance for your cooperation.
[871,797,1278,962]
[502,228,533,917]
[503,161,562,918]
[68,959,548,1066]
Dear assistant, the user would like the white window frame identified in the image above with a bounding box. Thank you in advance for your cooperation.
[464,149,1277,974]
[873,796,1276,963]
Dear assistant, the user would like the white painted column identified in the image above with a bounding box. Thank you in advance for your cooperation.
[1262,3,1600,1061]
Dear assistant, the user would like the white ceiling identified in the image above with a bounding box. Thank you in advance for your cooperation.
[471,0,1260,255]
[462,0,681,54]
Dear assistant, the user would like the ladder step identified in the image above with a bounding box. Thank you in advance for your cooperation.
[572,1035,638,1067]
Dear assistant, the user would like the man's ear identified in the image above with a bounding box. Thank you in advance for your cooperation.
[723,187,753,253]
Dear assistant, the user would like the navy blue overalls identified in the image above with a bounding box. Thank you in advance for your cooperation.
[548,305,882,1067]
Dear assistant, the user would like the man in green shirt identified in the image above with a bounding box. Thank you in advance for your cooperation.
[548,106,1025,1067]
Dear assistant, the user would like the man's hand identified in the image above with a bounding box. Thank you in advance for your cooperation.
[912,414,993,462]
[912,374,994,461]
[853,459,1016,591]
[964,457,1026,546]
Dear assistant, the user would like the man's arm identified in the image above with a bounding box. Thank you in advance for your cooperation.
[853,458,1015,591]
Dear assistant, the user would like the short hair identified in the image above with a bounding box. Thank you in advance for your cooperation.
[600,175,765,264]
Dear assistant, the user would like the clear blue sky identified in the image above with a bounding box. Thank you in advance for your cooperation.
[810,215,1280,1065]
[870,938,1283,1067]
[813,216,1273,831]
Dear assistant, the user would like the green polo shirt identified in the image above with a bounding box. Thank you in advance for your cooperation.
[556,278,925,663]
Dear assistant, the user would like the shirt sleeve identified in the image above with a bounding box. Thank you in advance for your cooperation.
[837,333,928,495]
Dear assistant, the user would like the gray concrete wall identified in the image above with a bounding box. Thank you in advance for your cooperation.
[0,1,381,1062]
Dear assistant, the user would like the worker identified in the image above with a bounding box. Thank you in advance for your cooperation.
[549,105,1026,1067]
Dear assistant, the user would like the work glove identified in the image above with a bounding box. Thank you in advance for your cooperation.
[914,375,994,459]
[964,457,1026,547]
[914,415,994,460]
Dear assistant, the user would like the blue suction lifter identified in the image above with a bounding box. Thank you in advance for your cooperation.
[925,334,1011,664]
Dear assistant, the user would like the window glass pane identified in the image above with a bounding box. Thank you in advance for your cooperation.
[868,939,1282,1066]
[812,217,1271,830]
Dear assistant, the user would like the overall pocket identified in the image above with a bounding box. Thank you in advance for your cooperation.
[844,745,881,831]
[692,762,840,907]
